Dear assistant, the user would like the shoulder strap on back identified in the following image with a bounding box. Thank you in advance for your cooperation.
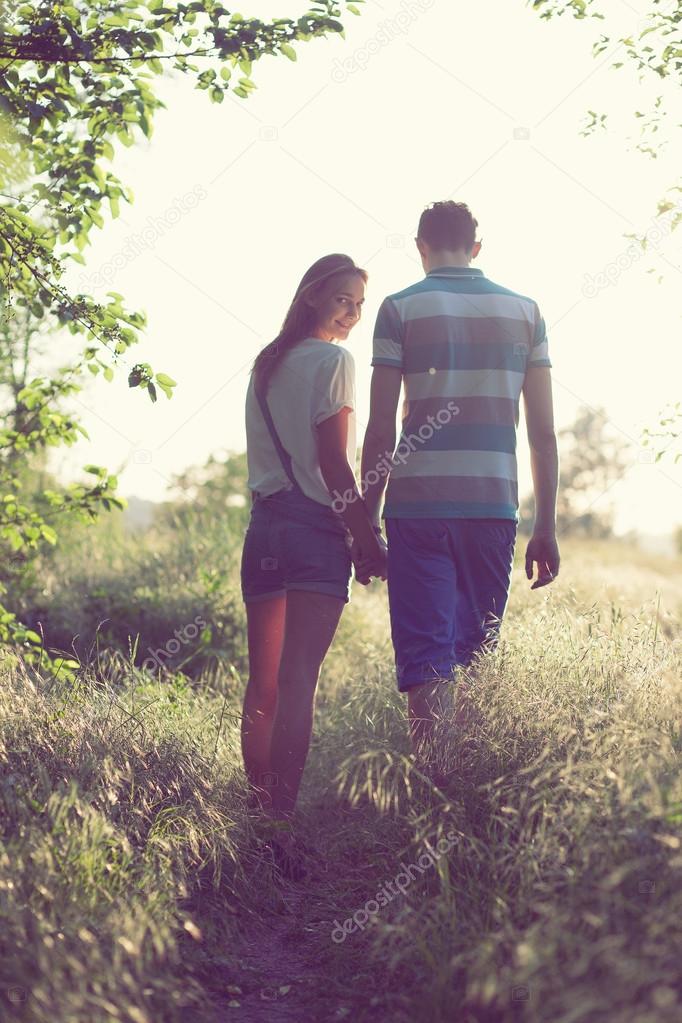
[254,379,298,489]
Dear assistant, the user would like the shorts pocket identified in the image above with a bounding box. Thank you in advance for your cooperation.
[479,522,516,551]
[281,521,351,594]
[394,518,450,550]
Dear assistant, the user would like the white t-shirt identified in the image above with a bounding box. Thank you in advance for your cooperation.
[245,337,357,507]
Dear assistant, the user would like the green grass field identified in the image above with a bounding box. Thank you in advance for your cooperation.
[1,533,681,1023]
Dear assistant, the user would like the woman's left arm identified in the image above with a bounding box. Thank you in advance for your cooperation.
[317,408,386,578]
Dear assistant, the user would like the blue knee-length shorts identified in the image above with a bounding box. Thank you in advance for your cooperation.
[385,517,516,692]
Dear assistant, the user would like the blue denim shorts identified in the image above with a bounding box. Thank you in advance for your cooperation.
[241,486,353,604]
[385,517,517,692]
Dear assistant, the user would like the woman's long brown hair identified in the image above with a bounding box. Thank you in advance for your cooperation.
[251,253,368,394]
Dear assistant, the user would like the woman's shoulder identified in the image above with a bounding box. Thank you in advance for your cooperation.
[291,338,355,373]
[316,342,355,370]
[313,346,356,389]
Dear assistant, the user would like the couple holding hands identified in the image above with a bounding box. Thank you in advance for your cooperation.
[240,200,560,865]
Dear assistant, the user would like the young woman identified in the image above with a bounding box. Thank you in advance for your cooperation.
[240,253,387,868]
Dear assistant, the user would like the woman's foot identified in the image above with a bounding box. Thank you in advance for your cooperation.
[252,816,312,882]
[246,783,272,815]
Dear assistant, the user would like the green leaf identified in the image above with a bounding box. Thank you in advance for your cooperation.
[155,373,177,387]
[55,659,81,670]
[280,43,297,61]
[40,524,58,545]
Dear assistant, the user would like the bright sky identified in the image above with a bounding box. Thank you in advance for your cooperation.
[54,0,682,536]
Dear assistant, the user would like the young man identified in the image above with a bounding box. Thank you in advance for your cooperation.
[360,201,560,762]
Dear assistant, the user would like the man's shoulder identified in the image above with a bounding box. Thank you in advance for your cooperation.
[384,275,539,308]
[482,277,539,307]
[384,278,433,304]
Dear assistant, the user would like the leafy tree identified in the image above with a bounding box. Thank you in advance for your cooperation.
[519,406,631,538]
[642,401,682,462]
[0,306,124,621]
[0,0,363,669]
[530,1,681,460]
[530,0,682,238]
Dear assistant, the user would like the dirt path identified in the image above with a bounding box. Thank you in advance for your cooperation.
[200,884,348,1023]
[190,809,408,1023]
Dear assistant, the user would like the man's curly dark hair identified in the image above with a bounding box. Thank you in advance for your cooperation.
[417,201,478,253]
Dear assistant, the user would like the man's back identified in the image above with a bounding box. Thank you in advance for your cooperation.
[372,265,551,521]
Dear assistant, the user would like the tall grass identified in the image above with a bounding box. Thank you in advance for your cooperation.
[302,548,682,1022]
[10,503,249,679]
[0,648,254,1022]
[1,535,681,1022]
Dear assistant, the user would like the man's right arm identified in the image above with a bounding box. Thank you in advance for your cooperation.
[361,365,402,527]
[522,366,560,588]
[363,296,404,528]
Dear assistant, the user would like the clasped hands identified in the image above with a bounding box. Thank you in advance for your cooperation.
[351,532,388,586]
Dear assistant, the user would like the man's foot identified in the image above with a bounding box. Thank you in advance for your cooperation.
[266,833,309,883]
[408,751,459,791]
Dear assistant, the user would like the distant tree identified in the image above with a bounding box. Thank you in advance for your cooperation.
[162,449,248,521]
[169,450,248,502]
[519,406,631,538]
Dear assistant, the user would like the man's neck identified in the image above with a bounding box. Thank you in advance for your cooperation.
[424,252,471,272]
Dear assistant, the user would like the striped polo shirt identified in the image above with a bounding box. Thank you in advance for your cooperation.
[371,265,551,521]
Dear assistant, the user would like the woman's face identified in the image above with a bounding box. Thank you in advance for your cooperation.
[310,272,366,342]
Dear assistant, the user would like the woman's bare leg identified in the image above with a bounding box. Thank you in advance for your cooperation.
[268,590,345,820]
[241,596,286,810]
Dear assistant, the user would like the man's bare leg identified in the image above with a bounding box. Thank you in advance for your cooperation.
[407,680,452,772]
[407,672,481,783]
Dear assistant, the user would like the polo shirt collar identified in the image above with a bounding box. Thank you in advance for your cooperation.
[427,265,484,278]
